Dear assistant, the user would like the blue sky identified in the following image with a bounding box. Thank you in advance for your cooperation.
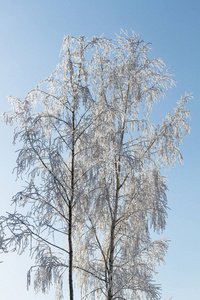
[0,1,199,299]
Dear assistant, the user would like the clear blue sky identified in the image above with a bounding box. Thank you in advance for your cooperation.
[0,1,199,299]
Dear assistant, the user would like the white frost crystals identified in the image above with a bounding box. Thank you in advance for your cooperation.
[0,30,192,300]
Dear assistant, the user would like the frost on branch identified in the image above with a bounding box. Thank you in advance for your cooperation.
[0,30,191,300]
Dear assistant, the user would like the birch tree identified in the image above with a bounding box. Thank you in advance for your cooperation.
[0,35,102,300]
[0,31,191,300]
[74,31,191,300]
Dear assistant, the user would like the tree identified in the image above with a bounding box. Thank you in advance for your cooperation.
[0,35,101,300]
[73,31,191,299]
[0,31,191,300]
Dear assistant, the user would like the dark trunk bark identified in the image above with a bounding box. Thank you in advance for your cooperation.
[107,160,120,300]
[69,109,75,300]
[108,219,115,300]
[68,201,73,300]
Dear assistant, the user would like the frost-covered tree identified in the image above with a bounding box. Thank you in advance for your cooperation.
[0,31,191,300]
[0,35,103,300]
[73,31,191,300]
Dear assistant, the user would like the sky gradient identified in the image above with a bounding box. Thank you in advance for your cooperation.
[0,1,199,299]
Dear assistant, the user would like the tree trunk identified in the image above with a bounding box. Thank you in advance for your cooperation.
[68,109,75,300]
[108,219,115,300]
[107,160,120,300]
[68,200,73,300]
